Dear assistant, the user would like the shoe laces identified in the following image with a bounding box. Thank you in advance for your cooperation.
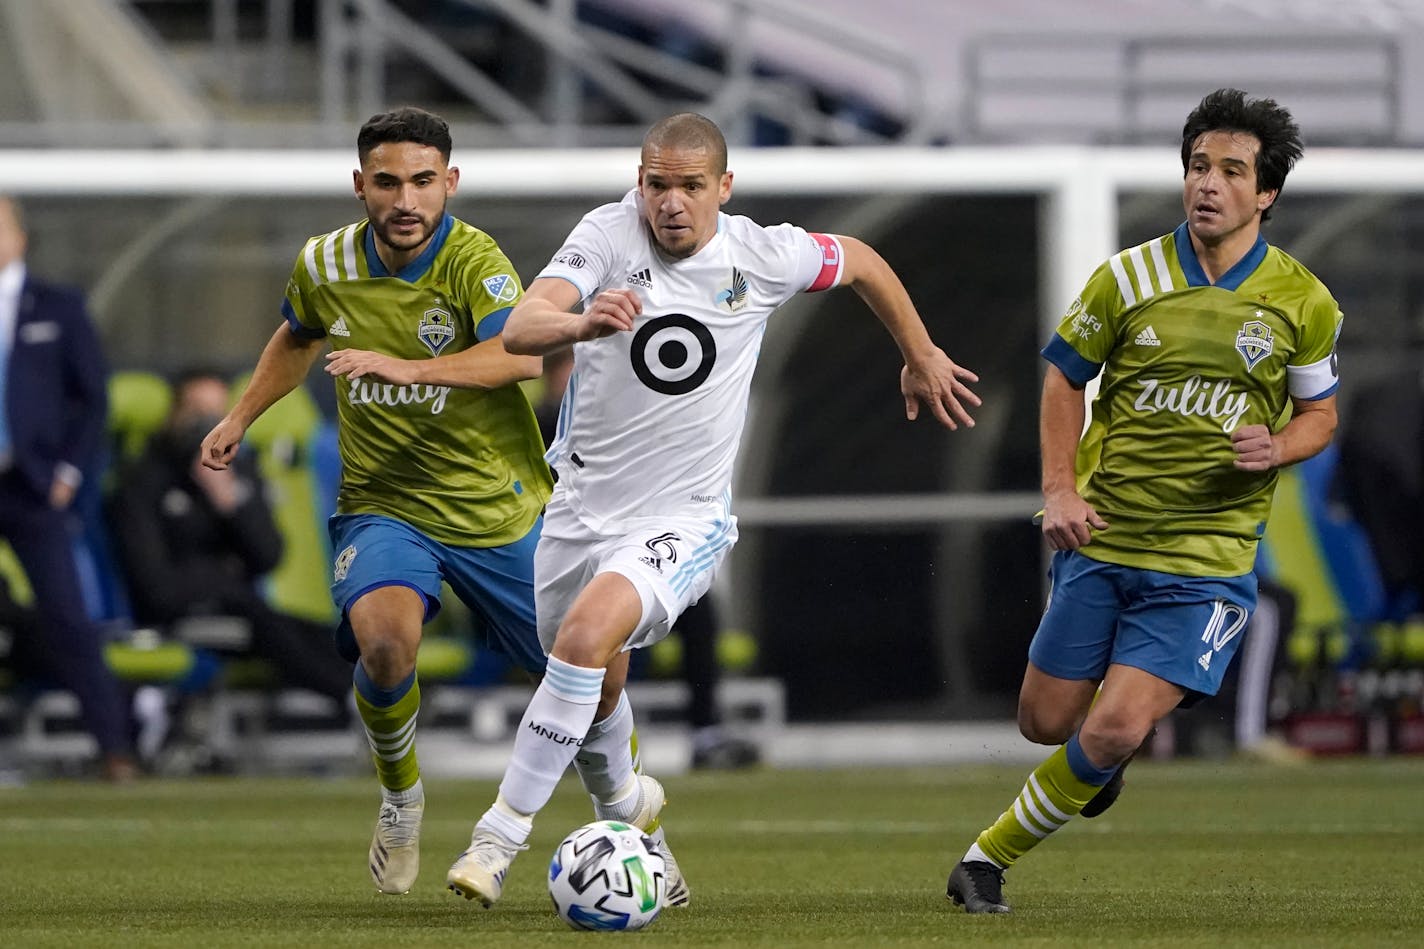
[377,801,420,847]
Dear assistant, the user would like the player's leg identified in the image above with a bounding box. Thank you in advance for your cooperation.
[948,550,1118,913]
[448,570,641,907]
[569,518,735,907]
[330,514,443,895]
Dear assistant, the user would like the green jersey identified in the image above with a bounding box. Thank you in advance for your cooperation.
[282,213,551,547]
[1043,222,1342,577]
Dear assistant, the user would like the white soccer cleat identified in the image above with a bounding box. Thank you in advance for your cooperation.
[624,774,690,907]
[446,827,527,908]
[369,796,423,895]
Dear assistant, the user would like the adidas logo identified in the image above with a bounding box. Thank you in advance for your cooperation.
[1135,326,1161,347]
[627,268,653,289]
[330,316,351,337]
[1198,651,1212,671]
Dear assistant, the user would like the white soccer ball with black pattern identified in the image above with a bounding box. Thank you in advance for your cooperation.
[548,819,666,931]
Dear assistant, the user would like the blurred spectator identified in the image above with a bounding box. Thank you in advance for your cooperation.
[534,349,759,770]
[1337,369,1423,613]
[107,370,354,709]
[0,194,137,782]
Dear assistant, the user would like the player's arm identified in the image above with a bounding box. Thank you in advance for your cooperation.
[200,324,323,470]
[1231,393,1337,472]
[1039,364,1109,550]
[835,235,980,430]
[323,335,542,389]
[502,277,641,355]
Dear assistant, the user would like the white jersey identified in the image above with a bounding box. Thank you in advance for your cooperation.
[537,189,844,533]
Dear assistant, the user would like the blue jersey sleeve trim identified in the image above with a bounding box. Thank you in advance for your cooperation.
[282,300,326,339]
[1041,334,1100,387]
[475,306,513,342]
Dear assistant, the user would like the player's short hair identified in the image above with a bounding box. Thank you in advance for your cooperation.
[357,107,453,163]
[642,113,728,176]
[1180,88,1302,222]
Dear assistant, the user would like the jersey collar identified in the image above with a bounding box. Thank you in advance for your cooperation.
[365,212,454,282]
[1172,221,1268,291]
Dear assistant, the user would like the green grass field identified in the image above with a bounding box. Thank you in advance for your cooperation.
[2,758,1422,947]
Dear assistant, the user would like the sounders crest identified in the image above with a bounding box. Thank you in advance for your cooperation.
[1235,318,1274,371]
[418,307,456,356]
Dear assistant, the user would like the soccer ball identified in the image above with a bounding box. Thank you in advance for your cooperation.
[548,819,666,931]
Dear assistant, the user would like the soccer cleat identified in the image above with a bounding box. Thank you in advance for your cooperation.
[1080,727,1156,819]
[446,827,527,908]
[369,795,424,895]
[624,774,690,907]
[947,860,1011,914]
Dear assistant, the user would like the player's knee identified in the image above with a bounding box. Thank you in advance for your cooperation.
[355,635,417,685]
[1017,704,1075,745]
[1077,715,1151,765]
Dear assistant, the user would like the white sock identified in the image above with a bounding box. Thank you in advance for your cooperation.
[491,656,604,819]
[964,842,1003,869]
[574,691,637,805]
[384,778,423,807]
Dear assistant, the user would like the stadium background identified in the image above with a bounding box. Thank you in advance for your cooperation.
[2,0,1423,768]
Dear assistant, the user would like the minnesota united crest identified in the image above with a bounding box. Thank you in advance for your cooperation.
[715,267,748,313]
[418,306,455,356]
[1235,317,1274,371]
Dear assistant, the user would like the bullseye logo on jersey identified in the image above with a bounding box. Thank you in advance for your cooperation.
[630,314,717,395]
[418,307,455,356]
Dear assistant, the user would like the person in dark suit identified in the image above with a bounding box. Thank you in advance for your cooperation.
[0,194,137,781]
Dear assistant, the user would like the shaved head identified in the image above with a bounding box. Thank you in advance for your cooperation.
[641,112,727,176]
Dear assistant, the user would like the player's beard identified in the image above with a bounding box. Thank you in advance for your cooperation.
[372,202,444,254]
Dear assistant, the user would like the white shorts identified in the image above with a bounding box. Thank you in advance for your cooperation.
[534,501,738,654]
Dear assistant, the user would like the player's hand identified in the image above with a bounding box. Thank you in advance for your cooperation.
[1231,424,1279,472]
[901,349,981,431]
[1041,489,1109,551]
[199,417,246,470]
[577,288,641,340]
[325,349,417,385]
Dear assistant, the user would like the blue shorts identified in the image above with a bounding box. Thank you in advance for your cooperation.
[1027,550,1257,699]
[328,513,546,674]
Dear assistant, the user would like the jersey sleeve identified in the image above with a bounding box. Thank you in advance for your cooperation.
[280,241,327,339]
[1287,293,1343,400]
[459,242,525,342]
[536,198,630,302]
[1041,261,1124,386]
[757,223,844,306]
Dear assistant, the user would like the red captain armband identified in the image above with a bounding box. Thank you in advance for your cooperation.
[807,232,845,292]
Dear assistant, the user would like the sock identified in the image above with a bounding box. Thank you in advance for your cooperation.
[353,662,421,794]
[970,737,1115,869]
[488,656,604,820]
[573,691,638,805]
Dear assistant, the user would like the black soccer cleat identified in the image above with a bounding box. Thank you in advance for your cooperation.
[1079,727,1156,819]
[947,860,1011,914]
